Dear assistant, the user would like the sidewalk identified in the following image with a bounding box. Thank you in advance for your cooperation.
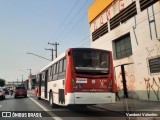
[97,98,160,111]
[95,98,160,119]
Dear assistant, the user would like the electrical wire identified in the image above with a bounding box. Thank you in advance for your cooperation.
[48,0,80,41]
[57,0,90,43]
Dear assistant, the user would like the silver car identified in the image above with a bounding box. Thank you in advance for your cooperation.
[0,87,5,100]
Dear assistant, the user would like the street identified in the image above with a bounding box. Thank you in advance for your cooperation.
[0,91,160,120]
[0,91,127,120]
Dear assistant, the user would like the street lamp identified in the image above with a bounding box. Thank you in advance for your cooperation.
[26,52,51,61]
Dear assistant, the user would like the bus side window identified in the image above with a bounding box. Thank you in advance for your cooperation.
[41,71,45,86]
[58,57,66,79]
[56,62,59,77]
[63,58,66,71]
[53,63,57,80]
[48,66,52,81]
[51,64,54,80]
[59,60,63,73]
[56,62,59,74]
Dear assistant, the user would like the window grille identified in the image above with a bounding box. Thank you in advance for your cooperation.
[114,33,133,59]
[149,57,160,73]
[140,0,159,11]
[92,22,108,41]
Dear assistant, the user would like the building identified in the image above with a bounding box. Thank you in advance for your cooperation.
[88,0,160,101]
[28,75,36,90]
[24,79,29,90]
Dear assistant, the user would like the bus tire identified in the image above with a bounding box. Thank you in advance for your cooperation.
[49,92,54,108]
[49,92,57,108]
[37,96,41,100]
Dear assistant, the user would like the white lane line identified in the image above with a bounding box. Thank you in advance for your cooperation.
[28,96,62,120]
[0,105,2,108]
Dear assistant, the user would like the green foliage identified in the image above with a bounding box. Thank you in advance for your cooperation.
[0,78,5,87]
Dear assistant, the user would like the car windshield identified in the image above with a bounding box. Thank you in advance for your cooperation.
[73,49,109,74]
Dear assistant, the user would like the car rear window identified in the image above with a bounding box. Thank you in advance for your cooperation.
[16,87,25,90]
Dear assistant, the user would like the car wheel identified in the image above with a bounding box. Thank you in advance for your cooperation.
[1,96,3,100]
[37,96,41,100]
[25,95,27,98]
[3,95,5,99]
[14,95,17,99]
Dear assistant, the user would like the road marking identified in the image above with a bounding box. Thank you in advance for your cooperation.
[0,105,2,108]
[28,96,62,120]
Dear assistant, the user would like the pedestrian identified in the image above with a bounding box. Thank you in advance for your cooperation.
[10,88,13,96]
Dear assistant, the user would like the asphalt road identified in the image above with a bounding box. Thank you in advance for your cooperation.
[0,92,126,120]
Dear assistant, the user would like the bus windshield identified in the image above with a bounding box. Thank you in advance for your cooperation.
[73,49,109,74]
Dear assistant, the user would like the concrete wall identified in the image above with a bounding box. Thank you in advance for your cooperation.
[89,0,160,101]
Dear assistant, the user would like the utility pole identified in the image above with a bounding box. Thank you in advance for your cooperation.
[27,69,32,75]
[48,42,59,59]
[21,75,23,83]
[45,48,54,61]
[17,79,18,85]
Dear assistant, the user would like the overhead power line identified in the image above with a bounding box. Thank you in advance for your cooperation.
[57,0,89,43]
[49,0,80,41]
[59,12,88,43]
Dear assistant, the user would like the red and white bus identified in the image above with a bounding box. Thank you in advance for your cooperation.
[35,48,117,107]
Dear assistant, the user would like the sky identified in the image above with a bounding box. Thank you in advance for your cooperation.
[0,0,93,82]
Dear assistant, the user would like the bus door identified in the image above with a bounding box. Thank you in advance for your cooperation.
[39,73,42,98]
[44,70,48,99]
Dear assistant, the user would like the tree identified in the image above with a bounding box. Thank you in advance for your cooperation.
[0,78,5,87]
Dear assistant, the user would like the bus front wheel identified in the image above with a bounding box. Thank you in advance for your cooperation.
[49,92,54,108]
[49,92,59,108]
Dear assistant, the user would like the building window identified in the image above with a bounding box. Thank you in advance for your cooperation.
[149,57,160,73]
[114,34,132,59]
[140,0,159,12]
[92,22,108,41]
[110,2,137,30]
